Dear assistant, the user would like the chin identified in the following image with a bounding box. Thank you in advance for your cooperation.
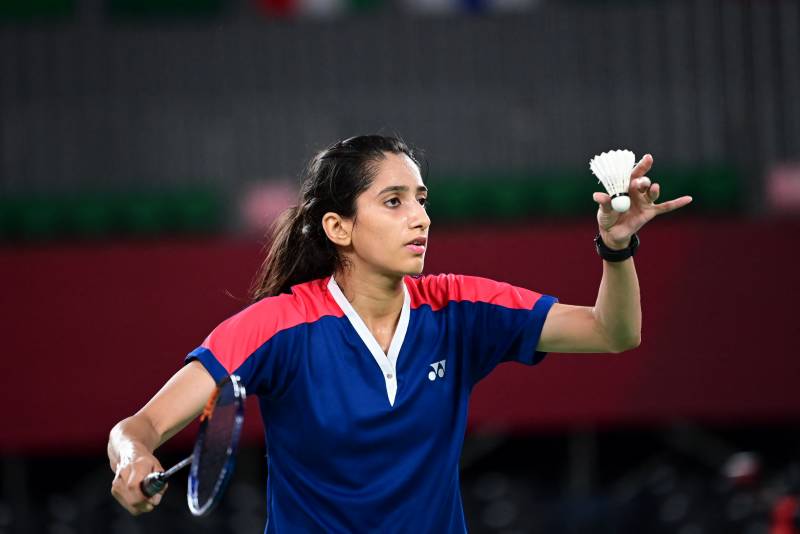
[404,258,425,276]
[384,260,425,278]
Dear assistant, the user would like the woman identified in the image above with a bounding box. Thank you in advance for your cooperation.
[108,135,691,531]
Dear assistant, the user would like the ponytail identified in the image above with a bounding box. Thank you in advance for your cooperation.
[249,201,342,301]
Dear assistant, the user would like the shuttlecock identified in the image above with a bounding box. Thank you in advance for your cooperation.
[589,149,636,212]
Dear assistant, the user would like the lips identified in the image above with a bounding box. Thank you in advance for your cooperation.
[405,236,427,255]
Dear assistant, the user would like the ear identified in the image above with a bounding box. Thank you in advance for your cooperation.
[321,211,352,247]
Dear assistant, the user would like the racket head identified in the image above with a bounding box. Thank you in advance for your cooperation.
[187,374,246,516]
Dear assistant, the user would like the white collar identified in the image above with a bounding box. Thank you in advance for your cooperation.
[327,276,410,406]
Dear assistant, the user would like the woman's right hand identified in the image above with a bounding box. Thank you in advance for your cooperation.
[110,445,168,516]
[107,361,216,515]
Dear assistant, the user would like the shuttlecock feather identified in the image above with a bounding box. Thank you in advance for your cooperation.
[589,149,636,212]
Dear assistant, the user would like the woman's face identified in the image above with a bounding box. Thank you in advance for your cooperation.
[347,152,431,278]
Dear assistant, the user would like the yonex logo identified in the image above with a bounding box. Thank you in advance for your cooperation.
[428,360,446,381]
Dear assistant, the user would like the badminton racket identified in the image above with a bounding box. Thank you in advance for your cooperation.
[140,373,245,516]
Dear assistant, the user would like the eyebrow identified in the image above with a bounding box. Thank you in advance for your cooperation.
[376,185,429,196]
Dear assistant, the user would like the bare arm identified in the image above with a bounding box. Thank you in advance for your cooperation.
[108,360,216,515]
[536,260,640,354]
[537,154,691,354]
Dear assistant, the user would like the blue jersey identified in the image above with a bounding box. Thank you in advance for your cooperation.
[187,274,557,533]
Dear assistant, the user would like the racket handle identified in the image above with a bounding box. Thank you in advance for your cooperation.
[141,472,166,498]
[140,456,192,498]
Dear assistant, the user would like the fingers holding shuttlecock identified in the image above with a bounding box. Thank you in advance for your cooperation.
[629,176,666,210]
[647,181,660,203]
[633,177,651,192]
[592,191,613,212]
[630,176,653,202]
[589,149,636,213]
[631,154,654,180]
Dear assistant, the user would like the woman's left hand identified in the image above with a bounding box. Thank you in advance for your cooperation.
[593,154,693,249]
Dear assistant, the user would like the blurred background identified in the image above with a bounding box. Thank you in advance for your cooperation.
[1,0,799,532]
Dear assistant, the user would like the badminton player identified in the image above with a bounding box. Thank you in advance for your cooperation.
[108,135,692,530]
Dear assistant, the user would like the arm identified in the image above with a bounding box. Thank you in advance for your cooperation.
[537,154,692,354]
[108,360,216,515]
[536,259,640,353]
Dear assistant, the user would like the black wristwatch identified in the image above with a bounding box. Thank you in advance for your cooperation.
[595,233,639,262]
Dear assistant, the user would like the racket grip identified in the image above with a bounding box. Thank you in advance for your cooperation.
[141,472,166,498]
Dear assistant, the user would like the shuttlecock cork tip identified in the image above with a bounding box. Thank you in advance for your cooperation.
[611,195,631,213]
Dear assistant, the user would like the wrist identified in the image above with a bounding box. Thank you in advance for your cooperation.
[606,237,631,251]
[595,233,639,262]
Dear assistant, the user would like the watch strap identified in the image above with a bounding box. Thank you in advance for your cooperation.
[595,233,639,262]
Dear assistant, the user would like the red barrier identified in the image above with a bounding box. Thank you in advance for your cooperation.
[1,218,797,453]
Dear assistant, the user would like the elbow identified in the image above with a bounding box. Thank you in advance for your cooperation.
[608,334,641,353]
[625,336,642,352]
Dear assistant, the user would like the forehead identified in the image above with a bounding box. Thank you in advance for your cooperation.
[369,152,424,189]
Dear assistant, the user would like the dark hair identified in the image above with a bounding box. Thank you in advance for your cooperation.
[249,135,422,301]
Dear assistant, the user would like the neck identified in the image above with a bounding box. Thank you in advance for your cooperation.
[333,267,405,325]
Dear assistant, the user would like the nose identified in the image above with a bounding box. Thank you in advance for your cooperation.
[409,200,431,231]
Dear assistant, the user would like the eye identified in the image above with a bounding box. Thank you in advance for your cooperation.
[384,197,401,208]
[418,197,428,207]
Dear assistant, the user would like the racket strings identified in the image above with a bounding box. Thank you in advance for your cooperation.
[195,381,239,507]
